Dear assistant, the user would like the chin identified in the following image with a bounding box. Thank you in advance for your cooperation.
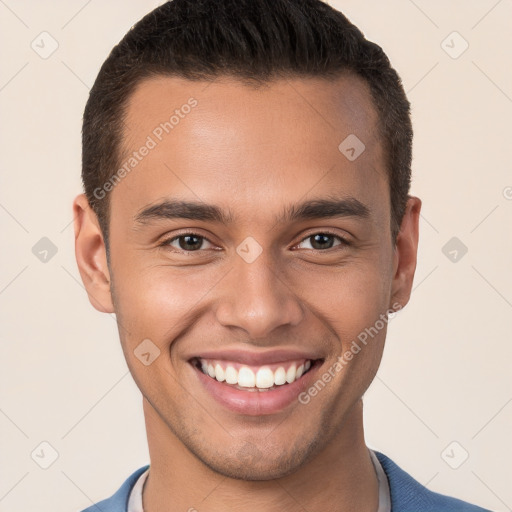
[204,457,300,481]
[194,438,319,481]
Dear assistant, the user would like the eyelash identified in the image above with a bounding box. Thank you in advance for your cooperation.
[158,230,351,253]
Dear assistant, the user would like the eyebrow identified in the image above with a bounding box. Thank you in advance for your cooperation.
[134,196,371,226]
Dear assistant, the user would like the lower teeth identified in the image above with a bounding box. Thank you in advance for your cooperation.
[233,383,279,392]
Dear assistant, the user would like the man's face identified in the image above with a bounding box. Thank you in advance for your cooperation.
[78,74,418,480]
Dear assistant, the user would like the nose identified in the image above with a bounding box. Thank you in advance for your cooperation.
[214,247,304,341]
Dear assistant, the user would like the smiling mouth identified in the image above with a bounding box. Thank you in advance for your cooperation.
[190,357,322,392]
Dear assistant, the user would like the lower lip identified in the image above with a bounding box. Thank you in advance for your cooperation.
[192,361,321,416]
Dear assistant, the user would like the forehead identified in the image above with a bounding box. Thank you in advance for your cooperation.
[113,74,388,230]
[122,73,380,150]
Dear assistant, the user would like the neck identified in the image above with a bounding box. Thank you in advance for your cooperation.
[142,397,378,512]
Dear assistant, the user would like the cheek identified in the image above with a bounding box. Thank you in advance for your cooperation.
[112,264,223,345]
[294,259,392,344]
[294,261,390,396]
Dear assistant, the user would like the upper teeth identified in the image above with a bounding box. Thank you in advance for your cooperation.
[199,359,312,389]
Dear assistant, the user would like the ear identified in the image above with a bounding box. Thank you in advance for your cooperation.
[389,196,422,311]
[73,194,114,313]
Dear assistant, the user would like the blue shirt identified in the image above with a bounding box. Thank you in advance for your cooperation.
[79,450,493,512]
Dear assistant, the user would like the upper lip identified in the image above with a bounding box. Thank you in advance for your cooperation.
[190,348,324,366]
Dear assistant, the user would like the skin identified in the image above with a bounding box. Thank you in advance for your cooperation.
[73,74,421,511]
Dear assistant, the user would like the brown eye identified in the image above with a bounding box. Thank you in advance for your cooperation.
[161,233,214,252]
[296,232,348,251]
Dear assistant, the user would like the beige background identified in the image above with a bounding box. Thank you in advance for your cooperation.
[1,1,511,511]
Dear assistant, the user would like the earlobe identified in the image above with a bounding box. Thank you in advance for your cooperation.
[73,194,114,313]
[389,196,422,311]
